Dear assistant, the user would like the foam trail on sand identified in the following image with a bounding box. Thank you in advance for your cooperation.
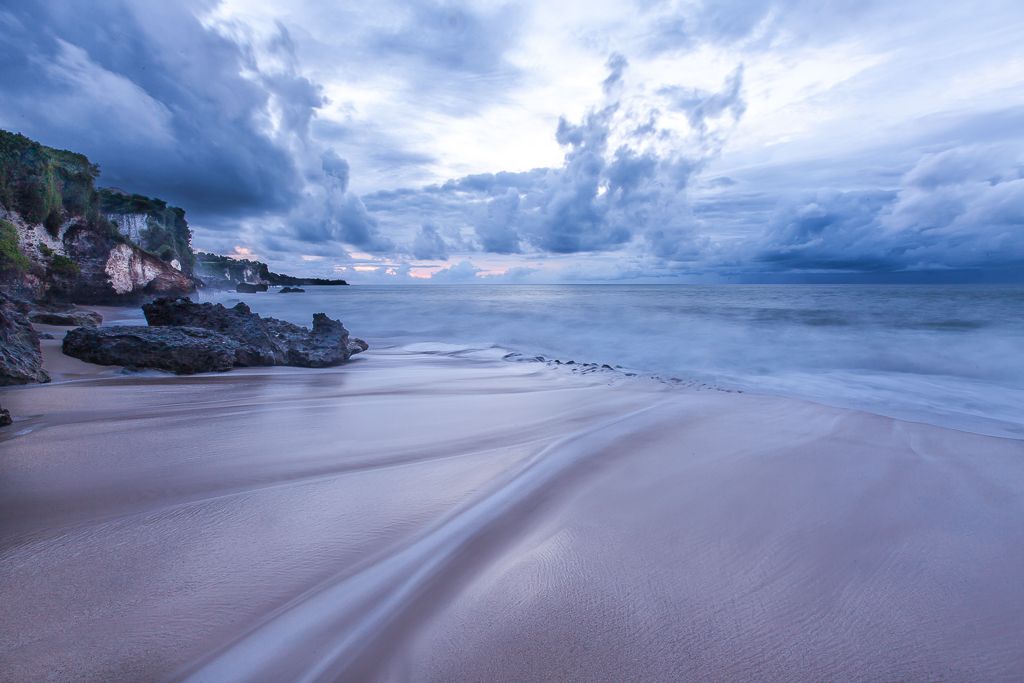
[181,402,667,682]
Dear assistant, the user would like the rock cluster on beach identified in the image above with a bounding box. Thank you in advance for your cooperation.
[62,297,368,374]
[0,292,50,385]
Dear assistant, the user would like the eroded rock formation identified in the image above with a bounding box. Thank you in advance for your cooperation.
[0,292,49,385]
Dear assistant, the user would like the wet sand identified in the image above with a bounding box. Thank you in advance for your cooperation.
[1,341,1022,681]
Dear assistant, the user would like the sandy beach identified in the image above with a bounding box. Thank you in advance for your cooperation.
[1,325,1022,682]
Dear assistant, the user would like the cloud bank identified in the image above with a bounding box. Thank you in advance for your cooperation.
[1,0,1021,282]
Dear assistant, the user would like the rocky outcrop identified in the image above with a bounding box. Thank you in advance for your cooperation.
[57,225,194,304]
[279,286,305,293]
[0,403,11,427]
[63,326,237,374]
[236,282,268,293]
[194,251,348,290]
[0,292,49,384]
[142,297,367,368]
[28,303,102,327]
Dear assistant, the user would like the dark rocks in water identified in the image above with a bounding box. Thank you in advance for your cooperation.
[0,404,11,427]
[279,286,305,293]
[236,282,268,293]
[0,293,50,385]
[63,326,237,375]
[142,297,367,368]
[29,307,103,327]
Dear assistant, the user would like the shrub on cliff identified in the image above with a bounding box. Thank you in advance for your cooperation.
[0,130,100,232]
[0,219,29,274]
[50,254,79,276]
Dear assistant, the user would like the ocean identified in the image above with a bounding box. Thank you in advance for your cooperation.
[196,284,1024,437]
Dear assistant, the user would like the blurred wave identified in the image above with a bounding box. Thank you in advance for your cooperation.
[200,284,1024,437]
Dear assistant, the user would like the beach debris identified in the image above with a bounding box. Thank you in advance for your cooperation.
[63,326,237,374]
[0,292,50,385]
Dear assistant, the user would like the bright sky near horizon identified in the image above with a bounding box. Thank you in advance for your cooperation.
[2,0,1023,282]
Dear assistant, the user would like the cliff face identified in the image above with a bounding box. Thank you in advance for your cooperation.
[0,130,196,303]
[194,251,349,288]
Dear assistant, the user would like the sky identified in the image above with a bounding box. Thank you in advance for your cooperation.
[1,0,1022,283]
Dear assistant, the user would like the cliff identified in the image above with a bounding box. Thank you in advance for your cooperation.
[195,252,348,289]
[0,130,195,303]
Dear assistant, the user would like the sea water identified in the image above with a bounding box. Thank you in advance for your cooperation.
[199,284,1024,437]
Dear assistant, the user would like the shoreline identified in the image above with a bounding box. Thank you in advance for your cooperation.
[2,328,1023,680]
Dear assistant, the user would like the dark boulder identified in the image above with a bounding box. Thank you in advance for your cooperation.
[144,298,284,366]
[29,307,103,327]
[236,282,268,293]
[279,286,305,293]
[0,404,11,427]
[0,293,50,385]
[62,326,237,374]
[142,297,367,368]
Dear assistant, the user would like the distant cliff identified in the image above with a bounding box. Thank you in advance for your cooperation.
[195,252,348,289]
[0,130,194,303]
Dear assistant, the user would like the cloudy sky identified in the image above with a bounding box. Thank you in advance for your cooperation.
[2,0,1023,282]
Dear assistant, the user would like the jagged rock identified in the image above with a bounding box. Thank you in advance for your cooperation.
[143,298,285,366]
[0,293,50,385]
[0,404,11,427]
[63,326,237,374]
[29,306,103,327]
[236,282,268,293]
[279,286,305,293]
[142,297,366,368]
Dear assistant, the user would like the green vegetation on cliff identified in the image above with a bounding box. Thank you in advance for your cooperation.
[0,219,29,274]
[0,130,102,234]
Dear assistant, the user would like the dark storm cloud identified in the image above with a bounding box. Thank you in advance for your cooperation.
[747,145,1024,273]
[0,1,321,219]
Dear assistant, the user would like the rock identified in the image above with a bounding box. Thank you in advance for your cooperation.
[38,332,55,340]
[62,325,237,374]
[276,313,356,367]
[0,292,50,385]
[236,282,268,293]
[0,404,11,427]
[58,224,195,304]
[29,307,103,327]
[143,298,285,366]
[279,286,305,293]
[142,297,367,368]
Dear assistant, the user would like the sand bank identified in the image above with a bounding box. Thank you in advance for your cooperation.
[1,345,1022,681]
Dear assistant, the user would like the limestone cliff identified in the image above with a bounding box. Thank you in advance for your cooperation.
[0,130,196,303]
